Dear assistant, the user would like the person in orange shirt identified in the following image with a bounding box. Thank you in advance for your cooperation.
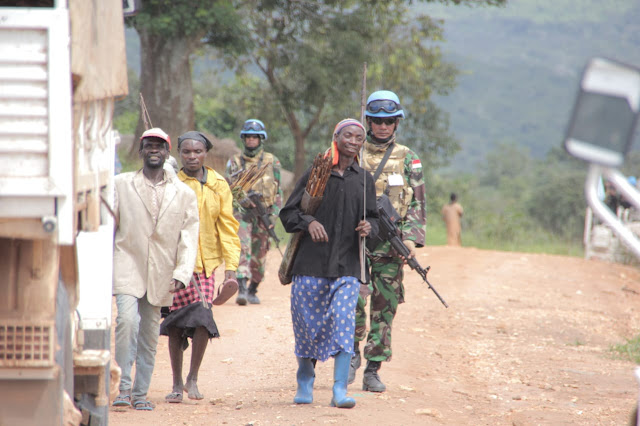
[441,193,464,246]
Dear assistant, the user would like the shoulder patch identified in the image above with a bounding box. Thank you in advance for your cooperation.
[411,159,422,169]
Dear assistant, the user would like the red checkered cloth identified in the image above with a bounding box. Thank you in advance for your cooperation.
[170,272,215,311]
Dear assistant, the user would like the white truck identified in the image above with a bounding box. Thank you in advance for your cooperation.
[0,1,132,424]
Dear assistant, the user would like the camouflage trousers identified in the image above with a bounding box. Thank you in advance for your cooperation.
[355,256,405,362]
[235,214,270,283]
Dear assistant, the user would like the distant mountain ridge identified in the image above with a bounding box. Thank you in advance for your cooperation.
[124,2,640,172]
[423,1,640,171]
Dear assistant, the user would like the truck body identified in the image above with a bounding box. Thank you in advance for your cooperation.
[0,0,129,424]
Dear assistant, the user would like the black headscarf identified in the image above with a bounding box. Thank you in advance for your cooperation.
[177,131,213,151]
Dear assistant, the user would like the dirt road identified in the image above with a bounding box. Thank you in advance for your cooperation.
[109,246,640,425]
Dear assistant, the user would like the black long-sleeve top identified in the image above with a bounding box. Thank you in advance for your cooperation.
[279,161,379,282]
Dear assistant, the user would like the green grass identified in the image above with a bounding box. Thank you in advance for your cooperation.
[611,335,640,364]
[269,210,586,259]
[425,218,584,257]
[425,220,448,246]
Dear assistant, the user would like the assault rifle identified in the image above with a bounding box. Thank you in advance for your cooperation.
[243,191,283,257]
[375,196,448,308]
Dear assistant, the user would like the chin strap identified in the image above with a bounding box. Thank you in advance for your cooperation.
[368,131,396,146]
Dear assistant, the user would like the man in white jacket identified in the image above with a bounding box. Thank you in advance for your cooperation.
[111,128,199,411]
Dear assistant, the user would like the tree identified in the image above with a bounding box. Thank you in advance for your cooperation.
[229,0,506,179]
[228,1,372,178]
[125,0,244,155]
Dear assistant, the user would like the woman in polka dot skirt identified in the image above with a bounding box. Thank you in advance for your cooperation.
[279,119,379,408]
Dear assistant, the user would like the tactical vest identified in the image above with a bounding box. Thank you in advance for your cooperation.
[231,151,279,207]
[362,142,413,218]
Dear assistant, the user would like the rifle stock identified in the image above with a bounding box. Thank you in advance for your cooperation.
[247,192,282,252]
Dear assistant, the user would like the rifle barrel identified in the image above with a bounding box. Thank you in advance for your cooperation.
[416,267,448,308]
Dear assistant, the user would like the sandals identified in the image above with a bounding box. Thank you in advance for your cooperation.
[113,391,154,410]
[132,400,154,411]
[112,393,131,407]
[212,278,238,306]
[165,392,183,403]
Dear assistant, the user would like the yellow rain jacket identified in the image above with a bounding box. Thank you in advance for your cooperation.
[178,167,241,275]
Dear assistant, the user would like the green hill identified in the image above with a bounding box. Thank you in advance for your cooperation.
[124,1,640,172]
[421,0,640,171]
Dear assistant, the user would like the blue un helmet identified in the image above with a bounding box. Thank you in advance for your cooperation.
[240,119,268,140]
[365,90,405,119]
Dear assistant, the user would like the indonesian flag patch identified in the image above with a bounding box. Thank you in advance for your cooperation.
[411,159,422,169]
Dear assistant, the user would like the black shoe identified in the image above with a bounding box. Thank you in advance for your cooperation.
[348,346,361,384]
[362,361,386,392]
[248,281,260,304]
[236,279,248,306]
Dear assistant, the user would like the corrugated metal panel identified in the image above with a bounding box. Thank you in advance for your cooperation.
[0,7,80,244]
[0,27,49,179]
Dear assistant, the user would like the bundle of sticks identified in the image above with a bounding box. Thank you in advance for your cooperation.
[229,163,270,209]
[278,152,333,285]
[229,163,269,192]
[305,153,332,198]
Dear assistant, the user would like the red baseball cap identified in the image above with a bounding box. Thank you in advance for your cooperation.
[140,127,171,150]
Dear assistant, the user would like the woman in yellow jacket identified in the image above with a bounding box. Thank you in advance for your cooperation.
[160,131,241,403]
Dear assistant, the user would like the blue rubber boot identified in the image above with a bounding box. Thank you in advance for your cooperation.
[294,357,315,404]
[330,352,356,408]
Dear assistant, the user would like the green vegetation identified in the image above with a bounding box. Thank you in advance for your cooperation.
[113,0,640,258]
[426,1,640,171]
[611,335,640,364]
[116,144,140,173]
[118,0,505,180]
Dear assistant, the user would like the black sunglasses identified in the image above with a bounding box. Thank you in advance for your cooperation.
[370,117,398,126]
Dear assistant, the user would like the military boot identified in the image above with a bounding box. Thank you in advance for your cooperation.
[247,281,260,304]
[236,278,248,306]
[348,342,361,384]
[362,360,386,392]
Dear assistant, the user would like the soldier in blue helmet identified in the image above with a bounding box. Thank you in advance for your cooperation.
[350,90,427,393]
[225,119,283,305]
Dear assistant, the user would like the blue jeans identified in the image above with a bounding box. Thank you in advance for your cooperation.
[115,293,161,400]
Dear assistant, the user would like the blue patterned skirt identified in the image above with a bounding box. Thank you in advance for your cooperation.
[290,275,359,362]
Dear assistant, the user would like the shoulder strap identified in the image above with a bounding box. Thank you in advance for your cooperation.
[372,143,395,183]
[240,151,265,169]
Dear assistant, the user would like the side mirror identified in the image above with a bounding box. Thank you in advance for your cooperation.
[564,57,640,167]
[123,0,142,17]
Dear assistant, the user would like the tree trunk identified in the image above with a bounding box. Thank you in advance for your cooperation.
[293,129,306,181]
[132,29,196,158]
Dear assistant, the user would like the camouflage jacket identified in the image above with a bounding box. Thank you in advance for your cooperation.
[225,147,283,216]
[363,140,426,256]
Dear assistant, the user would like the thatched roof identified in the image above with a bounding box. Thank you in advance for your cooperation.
[201,132,241,174]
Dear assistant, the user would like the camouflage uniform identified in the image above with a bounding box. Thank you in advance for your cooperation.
[357,139,426,362]
[225,147,283,284]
